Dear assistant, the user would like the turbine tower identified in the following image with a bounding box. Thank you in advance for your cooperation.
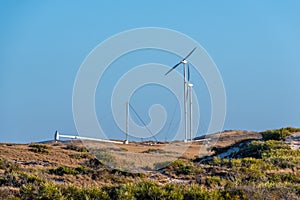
[188,83,193,141]
[165,47,196,142]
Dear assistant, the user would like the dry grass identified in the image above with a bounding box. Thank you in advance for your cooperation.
[0,130,261,186]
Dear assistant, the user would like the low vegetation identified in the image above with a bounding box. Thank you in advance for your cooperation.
[261,127,300,141]
[19,180,249,200]
[1,127,300,199]
[28,143,51,153]
[63,143,88,152]
[49,166,92,176]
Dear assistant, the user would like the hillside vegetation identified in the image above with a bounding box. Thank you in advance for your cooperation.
[0,128,300,199]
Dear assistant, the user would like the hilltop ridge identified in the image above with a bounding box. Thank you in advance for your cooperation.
[1,128,300,199]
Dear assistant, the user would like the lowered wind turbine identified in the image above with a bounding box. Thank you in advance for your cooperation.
[165,47,196,142]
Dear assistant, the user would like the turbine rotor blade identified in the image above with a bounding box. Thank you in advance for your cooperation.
[183,47,197,60]
[165,62,181,75]
[187,63,190,82]
[186,87,189,100]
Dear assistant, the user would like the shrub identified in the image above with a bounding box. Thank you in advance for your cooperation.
[183,184,222,200]
[0,187,21,200]
[0,158,19,172]
[19,172,44,186]
[210,157,230,166]
[0,172,22,187]
[28,143,51,153]
[206,176,224,186]
[49,165,92,176]
[82,187,110,200]
[75,166,92,175]
[168,160,195,175]
[102,184,135,200]
[85,158,103,169]
[49,166,78,176]
[69,153,92,159]
[64,144,88,152]
[261,127,300,141]
[132,181,167,199]
[163,184,184,200]
[142,148,166,154]
[20,181,63,200]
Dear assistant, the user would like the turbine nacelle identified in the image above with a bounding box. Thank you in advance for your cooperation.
[164,47,196,76]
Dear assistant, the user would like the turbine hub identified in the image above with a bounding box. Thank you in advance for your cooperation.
[182,60,188,64]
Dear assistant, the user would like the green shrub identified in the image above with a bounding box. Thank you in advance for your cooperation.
[69,153,92,159]
[248,140,290,159]
[83,187,110,200]
[0,158,19,172]
[210,157,230,166]
[0,187,21,200]
[102,184,135,200]
[132,181,167,200]
[61,184,83,200]
[261,127,300,141]
[64,144,88,152]
[0,172,22,187]
[19,172,44,186]
[220,188,249,200]
[85,158,103,169]
[284,127,300,133]
[49,166,79,176]
[183,184,222,200]
[206,176,226,186]
[49,165,92,176]
[20,181,63,200]
[75,166,92,175]
[28,143,51,153]
[163,184,184,200]
[168,160,195,175]
[142,148,166,154]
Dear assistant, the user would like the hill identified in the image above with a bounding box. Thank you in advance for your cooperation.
[0,129,300,199]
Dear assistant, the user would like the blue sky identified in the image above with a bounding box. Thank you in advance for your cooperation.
[1,1,300,143]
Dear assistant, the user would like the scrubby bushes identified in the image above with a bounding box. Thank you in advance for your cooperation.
[20,181,63,200]
[261,127,300,141]
[28,143,51,153]
[0,158,19,172]
[64,144,88,152]
[49,166,92,176]
[2,127,300,199]
[166,160,201,175]
[18,179,249,200]
[69,152,92,159]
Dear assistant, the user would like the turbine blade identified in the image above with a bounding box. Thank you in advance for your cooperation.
[183,47,197,60]
[186,64,191,100]
[186,87,189,101]
[187,63,190,82]
[165,62,181,75]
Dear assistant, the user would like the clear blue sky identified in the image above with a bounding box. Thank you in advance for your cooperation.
[1,1,300,143]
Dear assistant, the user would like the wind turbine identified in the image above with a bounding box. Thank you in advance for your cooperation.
[165,47,196,142]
